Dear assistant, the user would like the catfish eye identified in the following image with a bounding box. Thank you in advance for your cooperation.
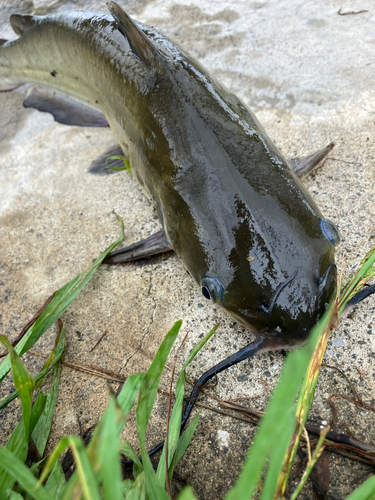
[321,219,340,247]
[201,276,224,304]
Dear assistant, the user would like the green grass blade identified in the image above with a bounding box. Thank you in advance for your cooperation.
[29,392,48,438]
[0,326,66,410]
[8,492,24,500]
[0,448,53,500]
[133,461,144,481]
[0,341,46,493]
[5,392,46,457]
[136,320,183,500]
[345,474,375,500]
[259,407,297,500]
[54,373,144,499]
[180,324,218,372]
[176,486,199,500]
[21,215,124,357]
[118,441,143,470]
[99,398,122,500]
[78,372,145,490]
[0,215,124,384]
[156,370,187,484]
[274,249,375,496]
[142,458,170,500]
[0,418,28,496]
[106,155,131,173]
[122,478,133,493]
[39,436,101,500]
[136,321,182,442]
[31,360,62,457]
[34,324,66,390]
[44,461,66,497]
[225,311,331,500]
[124,471,146,500]
[0,336,35,441]
[157,324,218,483]
[117,372,145,414]
[168,413,199,482]
[290,429,327,500]
[28,456,48,478]
[0,392,47,494]
[170,323,218,438]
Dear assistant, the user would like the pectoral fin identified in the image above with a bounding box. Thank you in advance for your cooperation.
[104,230,172,265]
[289,142,334,178]
[0,82,21,91]
[23,85,109,127]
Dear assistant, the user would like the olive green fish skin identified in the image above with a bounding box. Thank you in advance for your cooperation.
[0,10,336,345]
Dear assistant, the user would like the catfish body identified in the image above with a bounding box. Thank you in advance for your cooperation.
[0,5,337,348]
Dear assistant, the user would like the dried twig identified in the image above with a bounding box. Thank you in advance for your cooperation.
[29,350,126,383]
[338,6,368,15]
[89,331,108,352]
[0,292,56,358]
[322,363,363,403]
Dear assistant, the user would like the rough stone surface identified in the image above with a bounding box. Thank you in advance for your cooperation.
[1,0,375,498]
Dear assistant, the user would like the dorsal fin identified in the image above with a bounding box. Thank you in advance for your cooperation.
[107,2,165,73]
[10,14,36,36]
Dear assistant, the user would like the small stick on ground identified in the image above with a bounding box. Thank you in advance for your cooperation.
[0,292,56,358]
[89,330,108,352]
[338,6,368,15]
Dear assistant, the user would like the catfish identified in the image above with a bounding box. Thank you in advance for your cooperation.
[1,2,372,449]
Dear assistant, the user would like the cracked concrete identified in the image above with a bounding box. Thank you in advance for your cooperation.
[120,271,157,374]
[1,0,375,498]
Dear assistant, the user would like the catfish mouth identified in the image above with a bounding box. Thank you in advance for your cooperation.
[265,262,337,341]
[223,262,337,343]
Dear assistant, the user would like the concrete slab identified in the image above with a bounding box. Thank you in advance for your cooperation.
[1,0,375,498]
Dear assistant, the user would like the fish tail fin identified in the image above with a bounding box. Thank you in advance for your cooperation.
[0,83,22,92]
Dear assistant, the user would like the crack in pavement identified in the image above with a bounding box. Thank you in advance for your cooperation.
[119,270,157,374]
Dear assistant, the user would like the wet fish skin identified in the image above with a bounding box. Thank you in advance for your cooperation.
[0,5,337,349]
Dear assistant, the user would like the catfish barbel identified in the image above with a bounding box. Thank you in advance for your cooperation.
[0,2,348,436]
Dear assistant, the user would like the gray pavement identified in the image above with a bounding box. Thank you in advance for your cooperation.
[1,0,375,498]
